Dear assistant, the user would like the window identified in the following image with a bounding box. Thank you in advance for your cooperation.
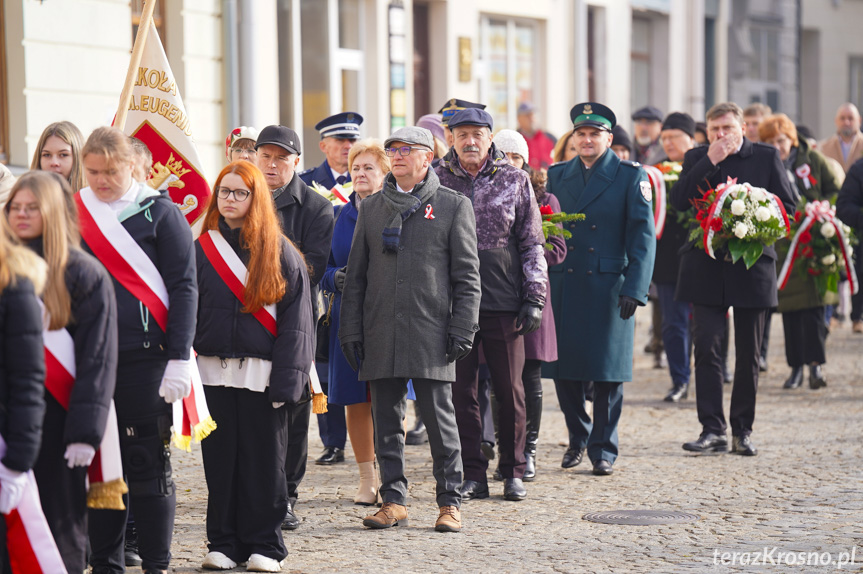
[131,0,166,45]
[0,0,8,164]
[630,17,651,112]
[746,25,782,110]
[851,56,863,114]
[480,16,538,129]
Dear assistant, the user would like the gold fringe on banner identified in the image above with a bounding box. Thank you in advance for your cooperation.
[312,392,328,414]
[87,477,129,510]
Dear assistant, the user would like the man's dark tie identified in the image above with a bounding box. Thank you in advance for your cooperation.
[336,175,348,185]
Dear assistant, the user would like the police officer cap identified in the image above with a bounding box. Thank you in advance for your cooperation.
[256,125,302,155]
[438,98,486,126]
[632,105,664,122]
[661,112,696,138]
[570,102,616,132]
[448,108,494,131]
[315,112,363,140]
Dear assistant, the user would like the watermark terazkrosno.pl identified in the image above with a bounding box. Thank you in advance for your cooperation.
[713,547,858,568]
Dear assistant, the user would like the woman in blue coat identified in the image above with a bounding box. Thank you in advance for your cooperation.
[320,140,390,505]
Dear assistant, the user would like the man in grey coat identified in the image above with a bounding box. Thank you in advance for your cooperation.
[340,126,481,533]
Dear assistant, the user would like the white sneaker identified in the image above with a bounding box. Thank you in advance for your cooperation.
[202,551,237,570]
[246,553,284,572]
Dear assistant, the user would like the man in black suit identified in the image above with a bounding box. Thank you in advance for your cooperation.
[670,102,796,456]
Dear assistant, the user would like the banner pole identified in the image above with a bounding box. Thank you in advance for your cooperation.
[115,0,157,131]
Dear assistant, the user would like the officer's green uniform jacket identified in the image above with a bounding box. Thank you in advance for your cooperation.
[544,149,655,382]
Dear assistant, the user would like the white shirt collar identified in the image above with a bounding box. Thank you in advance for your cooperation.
[396,182,413,194]
[107,180,140,214]
[330,166,348,182]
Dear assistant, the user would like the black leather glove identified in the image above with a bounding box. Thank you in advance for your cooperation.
[334,267,347,292]
[618,296,639,320]
[341,341,364,372]
[515,302,543,335]
[445,335,473,363]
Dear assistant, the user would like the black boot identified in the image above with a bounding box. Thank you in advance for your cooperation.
[809,364,827,389]
[523,388,542,482]
[405,402,428,445]
[783,366,804,389]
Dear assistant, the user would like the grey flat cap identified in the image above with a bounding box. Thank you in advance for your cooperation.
[384,126,434,150]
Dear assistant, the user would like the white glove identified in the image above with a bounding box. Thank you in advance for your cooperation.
[159,358,193,404]
[272,402,285,409]
[0,464,29,514]
[64,443,96,468]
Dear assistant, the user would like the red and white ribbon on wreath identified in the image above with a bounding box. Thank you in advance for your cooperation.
[777,200,858,294]
[702,178,791,260]
[0,434,67,573]
[643,165,666,239]
[795,164,817,191]
[76,187,215,451]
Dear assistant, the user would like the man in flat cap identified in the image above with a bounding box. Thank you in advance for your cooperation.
[340,126,481,533]
[256,125,335,530]
[545,103,655,476]
[300,112,364,193]
[632,105,665,165]
[436,108,547,502]
[438,98,486,147]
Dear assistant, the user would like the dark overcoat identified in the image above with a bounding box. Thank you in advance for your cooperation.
[669,138,797,308]
[544,150,656,383]
[339,169,481,382]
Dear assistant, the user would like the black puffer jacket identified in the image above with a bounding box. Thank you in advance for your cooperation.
[194,220,314,403]
[0,277,46,472]
[29,240,119,448]
[80,188,197,360]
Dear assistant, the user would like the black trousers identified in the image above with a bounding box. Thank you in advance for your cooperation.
[454,313,526,481]
[851,250,863,322]
[33,395,88,574]
[202,386,288,562]
[89,349,174,573]
[371,378,462,508]
[554,380,623,464]
[782,307,827,367]
[284,400,311,505]
[693,306,766,438]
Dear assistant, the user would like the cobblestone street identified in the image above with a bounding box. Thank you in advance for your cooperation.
[166,313,863,573]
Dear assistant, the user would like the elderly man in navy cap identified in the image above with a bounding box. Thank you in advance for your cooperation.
[436,107,546,502]
[545,103,655,476]
[632,105,665,165]
[256,125,335,530]
[300,112,364,192]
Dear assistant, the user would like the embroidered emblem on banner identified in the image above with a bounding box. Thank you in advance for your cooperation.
[640,180,652,202]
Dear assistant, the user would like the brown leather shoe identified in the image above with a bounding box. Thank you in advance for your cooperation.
[854,321,863,334]
[362,502,408,529]
[434,506,461,532]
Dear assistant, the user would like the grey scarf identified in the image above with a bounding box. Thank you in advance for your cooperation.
[380,170,438,253]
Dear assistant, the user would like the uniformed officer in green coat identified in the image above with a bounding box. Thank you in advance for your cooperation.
[545,103,655,475]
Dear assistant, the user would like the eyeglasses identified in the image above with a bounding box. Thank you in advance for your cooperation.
[385,146,428,157]
[231,147,256,154]
[7,204,40,216]
[216,187,251,202]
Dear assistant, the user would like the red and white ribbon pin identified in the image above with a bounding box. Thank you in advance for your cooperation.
[795,164,817,190]
[424,204,435,219]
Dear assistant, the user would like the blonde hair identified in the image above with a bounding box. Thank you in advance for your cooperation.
[0,230,47,296]
[553,131,576,163]
[348,139,391,174]
[3,171,79,329]
[82,126,135,169]
[31,121,87,193]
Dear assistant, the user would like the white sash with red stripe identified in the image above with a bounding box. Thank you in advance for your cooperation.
[0,434,67,573]
[40,303,127,509]
[75,187,215,451]
[198,230,324,396]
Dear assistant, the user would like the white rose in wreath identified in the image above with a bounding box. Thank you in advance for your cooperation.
[730,199,746,216]
[820,222,836,239]
[821,254,837,265]
[733,221,748,239]
[750,188,768,202]
[754,206,772,222]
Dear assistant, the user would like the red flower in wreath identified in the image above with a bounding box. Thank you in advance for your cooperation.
[802,245,814,258]
[808,268,822,276]
[710,217,723,232]
[799,230,812,244]
[794,211,803,223]
[539,205,554,216]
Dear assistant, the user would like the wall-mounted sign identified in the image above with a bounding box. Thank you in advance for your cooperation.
[459,37,472,83]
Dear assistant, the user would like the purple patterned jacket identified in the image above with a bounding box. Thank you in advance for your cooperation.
[435,145,547,312]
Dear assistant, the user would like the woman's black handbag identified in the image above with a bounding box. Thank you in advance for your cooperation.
[315,291,335,362]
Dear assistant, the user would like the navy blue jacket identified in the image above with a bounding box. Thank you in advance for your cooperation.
[80,187,197,360]
[299,159,340,191]
[194,220,314,403]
